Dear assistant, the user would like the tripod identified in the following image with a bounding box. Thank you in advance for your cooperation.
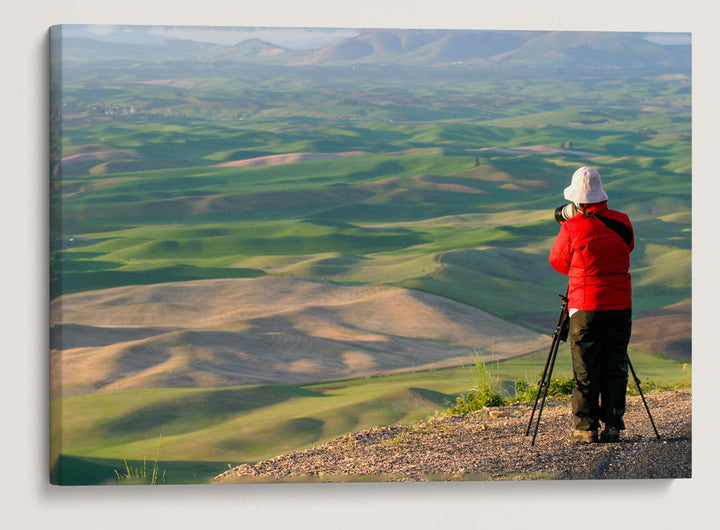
[525,292,569,446]
[525,292,660,445]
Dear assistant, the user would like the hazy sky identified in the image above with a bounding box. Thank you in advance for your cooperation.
[63,24,360,50]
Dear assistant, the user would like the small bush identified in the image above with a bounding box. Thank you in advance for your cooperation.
[512,376,574,403]
[447,351,508,414]
[448,389,506,414]
[626,378,674,396]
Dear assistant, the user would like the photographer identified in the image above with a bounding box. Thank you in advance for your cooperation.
[549,166,634,443]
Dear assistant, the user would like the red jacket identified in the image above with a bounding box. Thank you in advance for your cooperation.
[549,202,634,311]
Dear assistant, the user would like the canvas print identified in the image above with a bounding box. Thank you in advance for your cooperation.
[49,24,691,485]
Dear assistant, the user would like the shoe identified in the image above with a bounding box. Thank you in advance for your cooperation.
[571,429,598,443]
[600,426,621,442]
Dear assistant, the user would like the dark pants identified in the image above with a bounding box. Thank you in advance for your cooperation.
[569,309,631,431]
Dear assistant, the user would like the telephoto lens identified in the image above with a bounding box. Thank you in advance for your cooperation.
[554,203,577,224]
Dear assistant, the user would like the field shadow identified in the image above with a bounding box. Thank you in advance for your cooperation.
[407,387,456,406]
[52,454,234,485]
[345,161,406,182]
[50,323,173,350]
[54,264,264,298]
[100,385,326,437]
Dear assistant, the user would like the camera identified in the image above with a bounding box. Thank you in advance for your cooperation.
[554,203,577,224]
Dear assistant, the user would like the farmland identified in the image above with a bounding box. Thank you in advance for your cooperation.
[50,27,691,484]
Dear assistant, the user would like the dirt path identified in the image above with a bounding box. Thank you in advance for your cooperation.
[215,388,691,483]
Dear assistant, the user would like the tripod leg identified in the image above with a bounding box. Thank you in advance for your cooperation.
[525,333,558,436]
[627,355,661,439]
[526,301,568,437]
[530,336,561,446]
[526,291,569,444]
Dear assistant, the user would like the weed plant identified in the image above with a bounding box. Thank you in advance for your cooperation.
[114,437,165,485]
[114,458,166,485]
[447,352,508,414]
[467,351,502,394]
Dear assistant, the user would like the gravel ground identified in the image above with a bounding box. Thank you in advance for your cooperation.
[215,388,691,483]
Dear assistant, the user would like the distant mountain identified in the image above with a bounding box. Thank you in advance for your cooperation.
[303,29,443,63]
[58,28,691,74]
[225,38,289,58]
[399,30,535,63]
[302,29,537,65]
[492,31,691,71]
[300,29,689,73]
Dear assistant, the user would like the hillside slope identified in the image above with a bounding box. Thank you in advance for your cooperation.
[51,276,548,396]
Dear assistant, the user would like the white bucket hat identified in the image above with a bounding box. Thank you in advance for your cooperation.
[563,166,608,204]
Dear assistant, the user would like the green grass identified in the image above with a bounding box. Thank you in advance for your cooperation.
[53,348,689,485]
[53,152,690,320]
[53,96,691,317]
